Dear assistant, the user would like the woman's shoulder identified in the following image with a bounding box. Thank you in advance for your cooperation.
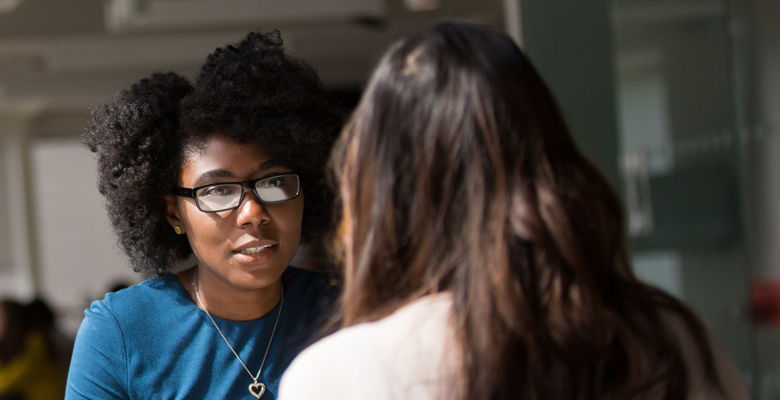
[289,297,441,363]
[279,315,385,399]
[328,293,451,344]
[299,293,450,348]
[85,273,185,322]
[372,293,452,330]
[280,294,455,399]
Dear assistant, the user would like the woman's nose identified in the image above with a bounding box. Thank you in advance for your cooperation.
[235,189,270,226]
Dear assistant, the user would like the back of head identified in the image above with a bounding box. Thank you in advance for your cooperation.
[25,298,55,331]
[334,20,623,326]
[332,21,718,399]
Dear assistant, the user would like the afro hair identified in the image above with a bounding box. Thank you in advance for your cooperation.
[84,30,343,274]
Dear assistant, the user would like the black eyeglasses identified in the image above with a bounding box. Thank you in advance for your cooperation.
[174,173,300,213]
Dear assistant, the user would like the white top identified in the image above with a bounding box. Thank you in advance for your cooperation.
[279,294,749,400]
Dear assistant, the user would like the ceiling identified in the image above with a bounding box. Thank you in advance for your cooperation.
[0,0,726,125]
[0,0,505,119]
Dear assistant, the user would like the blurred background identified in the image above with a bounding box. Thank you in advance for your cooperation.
[0,0,776,398]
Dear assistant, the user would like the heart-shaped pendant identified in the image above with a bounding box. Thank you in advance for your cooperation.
[249,382,266,399]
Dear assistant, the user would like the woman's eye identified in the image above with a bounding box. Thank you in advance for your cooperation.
[259,177,285,188]
[201,185,238,197]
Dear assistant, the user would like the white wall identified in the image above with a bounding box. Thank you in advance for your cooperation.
[0,126,36,299]
[29,137,139,334]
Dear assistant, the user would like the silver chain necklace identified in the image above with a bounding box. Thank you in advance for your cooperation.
[193,269,283,399]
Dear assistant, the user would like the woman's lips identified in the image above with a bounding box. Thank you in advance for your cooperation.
[236,244,275,255]
[232,244,277,263]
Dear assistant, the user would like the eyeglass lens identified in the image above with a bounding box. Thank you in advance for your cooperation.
[194,174,299,212]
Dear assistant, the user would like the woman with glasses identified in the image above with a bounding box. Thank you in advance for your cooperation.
[65,30,342,399]
[279,22,748,400]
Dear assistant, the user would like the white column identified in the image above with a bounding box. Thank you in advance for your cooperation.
[503,0,523,47]
[1,120,39,299]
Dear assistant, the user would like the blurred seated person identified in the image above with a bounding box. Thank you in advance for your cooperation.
[0,299,65,399]
[26,298,74,375]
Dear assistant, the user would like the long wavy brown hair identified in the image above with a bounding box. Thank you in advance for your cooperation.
[329,21,722,399]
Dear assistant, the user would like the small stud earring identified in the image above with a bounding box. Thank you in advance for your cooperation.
[174,226,183,235]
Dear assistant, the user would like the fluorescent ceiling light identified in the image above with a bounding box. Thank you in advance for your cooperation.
[404,0,439,12]
[0,0,23,13]
[105,0,386,32]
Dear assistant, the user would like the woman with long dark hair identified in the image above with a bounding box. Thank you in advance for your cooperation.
[279,22,748,399]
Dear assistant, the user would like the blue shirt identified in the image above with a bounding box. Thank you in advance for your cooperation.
[66,267,332,400]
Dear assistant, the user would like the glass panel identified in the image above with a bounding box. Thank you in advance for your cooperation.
[744,0,780,397]
[611,0,757,395]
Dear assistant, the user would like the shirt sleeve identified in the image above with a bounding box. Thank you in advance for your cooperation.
[65,302,130,400]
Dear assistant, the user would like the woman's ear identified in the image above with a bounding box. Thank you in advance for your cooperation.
[165,195,185,235]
